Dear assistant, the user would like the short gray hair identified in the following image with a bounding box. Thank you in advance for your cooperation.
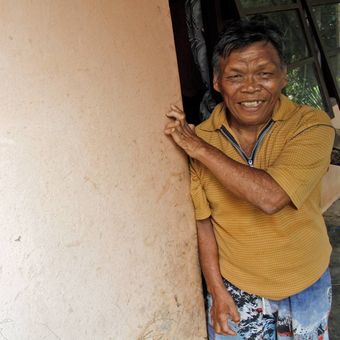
[212,16,286,76]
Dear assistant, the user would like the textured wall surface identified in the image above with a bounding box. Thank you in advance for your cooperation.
[0,1,206,339]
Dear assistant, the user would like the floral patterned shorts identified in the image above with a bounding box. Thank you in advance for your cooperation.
[207,269,332,340]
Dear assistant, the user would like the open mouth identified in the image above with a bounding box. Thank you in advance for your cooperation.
[239,100,264,108]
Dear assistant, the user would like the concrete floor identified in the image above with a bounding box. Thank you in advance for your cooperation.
[323,199,340,339]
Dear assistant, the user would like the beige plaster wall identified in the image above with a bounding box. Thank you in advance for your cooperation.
[0,1,206,339]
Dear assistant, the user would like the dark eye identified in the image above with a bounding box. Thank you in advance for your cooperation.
[259,72,272,78]
[226,74,243,81]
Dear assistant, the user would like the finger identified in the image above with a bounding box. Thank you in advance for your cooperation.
[166,108,186,123]
[212,310,236,336]
[214,322,222,335]
[164,120,180,130]
[188,124,195,131]
[164,127,176,135]
[164,121,183,135]
[212,314,225,335]
[231,309,241,323]
[166,111,185,123]
[170,104,183,112]
[217,315,237,336]
[214,322,237,336]
[164,127,182,136]
[229,305,241,323]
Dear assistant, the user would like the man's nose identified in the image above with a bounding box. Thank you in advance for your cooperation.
[241,76,261,92]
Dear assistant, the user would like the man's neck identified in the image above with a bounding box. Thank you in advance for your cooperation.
[228,119,272,157]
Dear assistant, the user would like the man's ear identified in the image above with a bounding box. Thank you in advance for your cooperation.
[213,75,221,93]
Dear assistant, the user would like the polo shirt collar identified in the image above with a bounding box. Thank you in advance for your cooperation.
[272,94,297,121]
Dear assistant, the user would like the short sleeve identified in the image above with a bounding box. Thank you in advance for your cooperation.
[267,125,335,209]
[189,159,211,220]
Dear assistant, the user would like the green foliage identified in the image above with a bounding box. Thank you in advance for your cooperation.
[283,67,324,109]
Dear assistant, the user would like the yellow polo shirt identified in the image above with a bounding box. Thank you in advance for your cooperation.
[190,95,335,300]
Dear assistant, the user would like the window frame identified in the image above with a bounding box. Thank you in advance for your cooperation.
[233,0,334,116]
[302,0,340,111]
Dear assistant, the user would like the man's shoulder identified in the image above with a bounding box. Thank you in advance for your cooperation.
[292,103,332,129]
[279,96,332,129]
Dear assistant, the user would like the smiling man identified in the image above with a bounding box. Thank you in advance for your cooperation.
[165,17,335,339]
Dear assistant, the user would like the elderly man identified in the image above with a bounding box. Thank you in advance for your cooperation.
[165,18,335,339]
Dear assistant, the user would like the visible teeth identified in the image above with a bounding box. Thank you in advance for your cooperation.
[241,101,262,107]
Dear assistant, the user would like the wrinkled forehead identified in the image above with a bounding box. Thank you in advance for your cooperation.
[217,41,284,74]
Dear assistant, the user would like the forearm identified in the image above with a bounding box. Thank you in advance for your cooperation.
[195,142,290,214]
[197,218,226,296]
[197,218,240,333]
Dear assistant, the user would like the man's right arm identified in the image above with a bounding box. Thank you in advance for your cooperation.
[197,218,240,335]
[164,106,290,214]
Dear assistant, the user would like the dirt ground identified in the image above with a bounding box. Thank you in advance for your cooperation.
[323,199,340,338]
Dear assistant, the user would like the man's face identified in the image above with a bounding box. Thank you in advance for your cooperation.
[213,41,287,130]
